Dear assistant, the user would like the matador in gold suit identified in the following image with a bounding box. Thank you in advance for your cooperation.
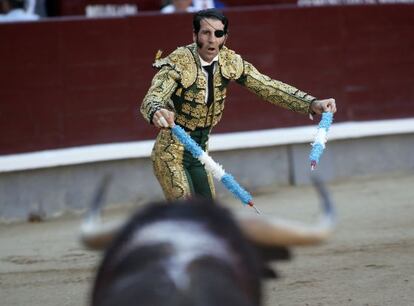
[141,9,336,201]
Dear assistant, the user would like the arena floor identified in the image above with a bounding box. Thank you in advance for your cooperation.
[1,171,413,306]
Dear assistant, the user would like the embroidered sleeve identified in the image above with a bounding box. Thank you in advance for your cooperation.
[140,66,180,123]
[236,60,317,114]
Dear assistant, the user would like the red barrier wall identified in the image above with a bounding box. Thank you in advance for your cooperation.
[0,4,413,155]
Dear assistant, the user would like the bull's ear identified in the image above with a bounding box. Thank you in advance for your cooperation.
[254,245,292,279]
[255,245,291,262]
[261,265,278,279]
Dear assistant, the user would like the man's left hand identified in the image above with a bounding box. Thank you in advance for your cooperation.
[310,98,337,115]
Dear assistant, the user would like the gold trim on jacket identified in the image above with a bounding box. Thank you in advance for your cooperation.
[237,61,316,114]
[140,43,316,129]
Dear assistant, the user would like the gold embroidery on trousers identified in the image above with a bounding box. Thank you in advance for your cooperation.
[151,129,191,200]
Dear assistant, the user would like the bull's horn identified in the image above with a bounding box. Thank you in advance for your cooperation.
[237,176,336,246]
[79,176,125,250]
[80,215,124,250]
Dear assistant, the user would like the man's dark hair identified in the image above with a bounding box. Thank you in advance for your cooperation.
[193,8,228,34]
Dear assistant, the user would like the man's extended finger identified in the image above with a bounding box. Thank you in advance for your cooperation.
[166,114,175,125]
[160,109,169,118]
[328,99,337,113]
[162,110,175,125]
[159,117,169,127]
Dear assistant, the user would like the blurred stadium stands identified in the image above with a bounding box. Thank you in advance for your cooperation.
[42,0,297,16]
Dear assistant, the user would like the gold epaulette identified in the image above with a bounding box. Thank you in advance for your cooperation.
[155,49,163,61]
[153,46,197,88]
[218,46,244,80]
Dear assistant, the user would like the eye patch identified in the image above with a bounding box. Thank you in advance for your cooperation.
[214,30,225,38]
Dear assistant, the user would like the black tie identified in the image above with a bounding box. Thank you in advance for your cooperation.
[203,63,215,107]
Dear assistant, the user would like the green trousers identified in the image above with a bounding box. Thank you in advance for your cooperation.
[182,128,213,200]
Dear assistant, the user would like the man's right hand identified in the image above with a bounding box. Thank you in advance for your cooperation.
[152,109,175,128]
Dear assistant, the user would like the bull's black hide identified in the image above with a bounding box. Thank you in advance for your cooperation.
[91,198,290,306]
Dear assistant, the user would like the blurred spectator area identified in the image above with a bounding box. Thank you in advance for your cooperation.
[56,0,291,16]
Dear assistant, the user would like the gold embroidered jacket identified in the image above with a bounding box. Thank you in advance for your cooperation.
[141,43,316,131]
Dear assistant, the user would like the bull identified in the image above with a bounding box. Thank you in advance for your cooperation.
[80,177,335,306]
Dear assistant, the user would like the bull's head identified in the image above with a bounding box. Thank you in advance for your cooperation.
[81,176,335,306]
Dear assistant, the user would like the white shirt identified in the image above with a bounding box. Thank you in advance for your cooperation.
[160,5,197,14]
[27,0,36,14]
[193,0,216,10]
[0,9,39,22]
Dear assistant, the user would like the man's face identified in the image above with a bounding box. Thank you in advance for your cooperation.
[172,0,192,11]
[193,18,227,63]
